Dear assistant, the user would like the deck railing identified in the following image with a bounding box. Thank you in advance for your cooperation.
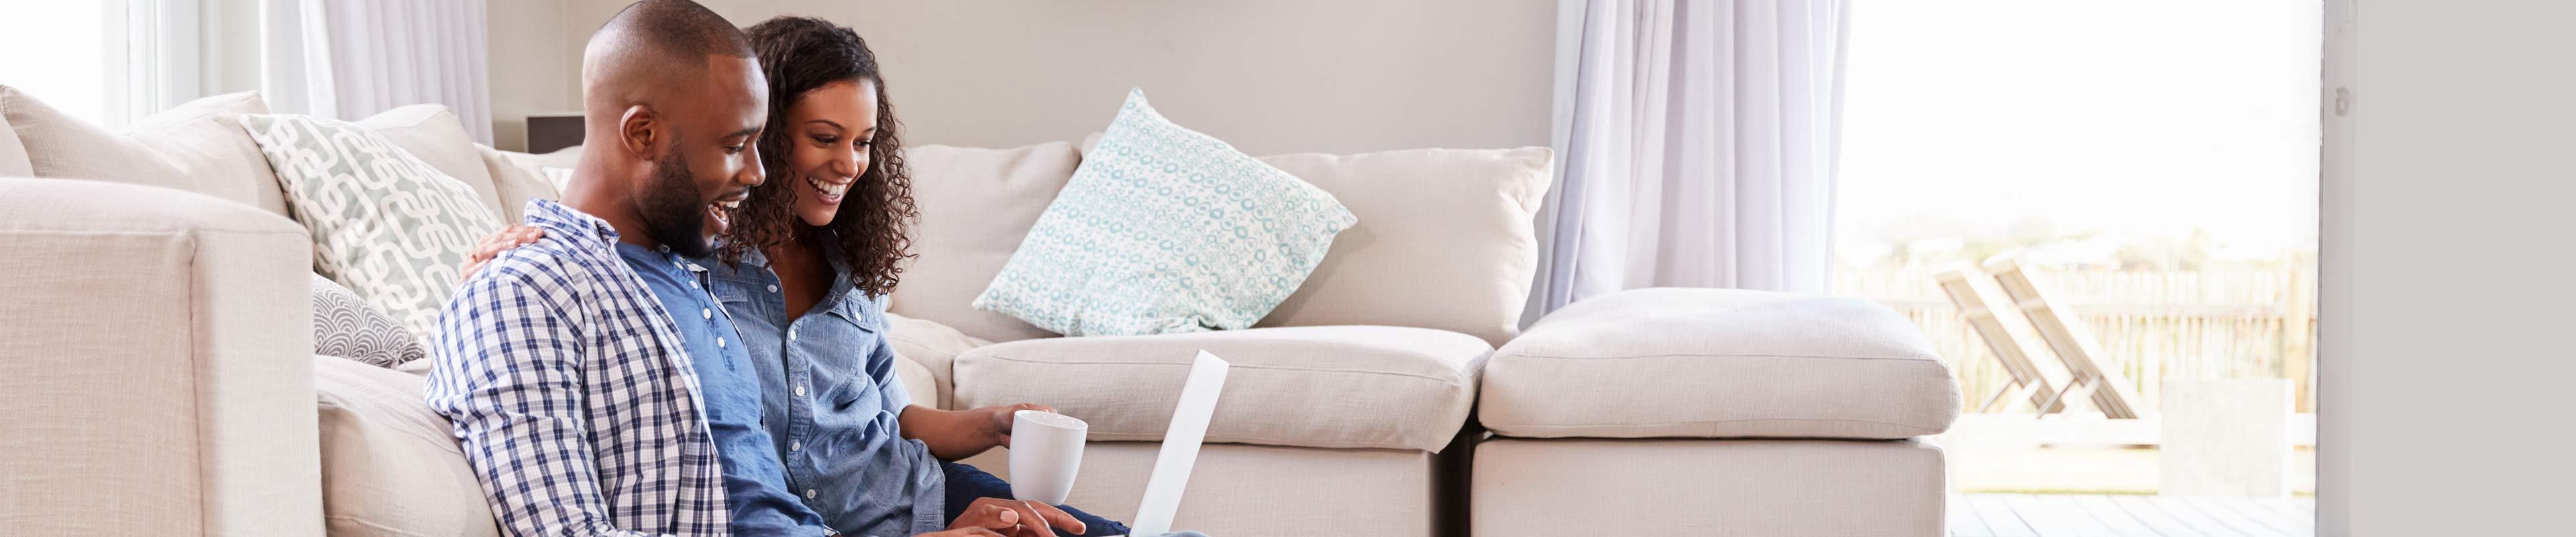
[1834,262,2318,412]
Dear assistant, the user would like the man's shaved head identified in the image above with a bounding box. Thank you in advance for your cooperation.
[566,0,769,258]
[582,0,756,115]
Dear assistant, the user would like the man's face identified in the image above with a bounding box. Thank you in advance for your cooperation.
[633,54,769,257]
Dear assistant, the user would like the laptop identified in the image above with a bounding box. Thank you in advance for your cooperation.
[1104,350,1230,537]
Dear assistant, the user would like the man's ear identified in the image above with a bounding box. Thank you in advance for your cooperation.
[616,105,659,160]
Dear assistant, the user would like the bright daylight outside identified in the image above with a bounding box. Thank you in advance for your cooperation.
[1835,1,2320,535]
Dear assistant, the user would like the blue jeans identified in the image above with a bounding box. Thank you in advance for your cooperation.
[941,461,1131,537]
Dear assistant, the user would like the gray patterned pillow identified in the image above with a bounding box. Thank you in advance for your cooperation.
[238,113,502,337]
[312,274,426,368]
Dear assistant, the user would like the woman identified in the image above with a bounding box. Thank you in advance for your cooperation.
[470,16,1136,537]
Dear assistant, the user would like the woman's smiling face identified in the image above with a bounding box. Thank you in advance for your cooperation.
[781,79,881,227]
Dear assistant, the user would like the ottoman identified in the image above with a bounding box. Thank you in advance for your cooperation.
[1473,288,1962,536]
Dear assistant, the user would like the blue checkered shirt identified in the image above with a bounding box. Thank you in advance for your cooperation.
[427,199,730,536]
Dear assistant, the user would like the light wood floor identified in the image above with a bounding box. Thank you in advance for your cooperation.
[1950,494,2315,536]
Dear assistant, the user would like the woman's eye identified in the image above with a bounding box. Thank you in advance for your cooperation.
[813,136,838,144]
[723,146,745,154]
[856,138,875,148]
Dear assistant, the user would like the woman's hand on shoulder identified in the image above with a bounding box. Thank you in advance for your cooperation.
[460,224,545,283]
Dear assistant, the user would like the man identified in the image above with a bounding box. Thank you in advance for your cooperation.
[425,2,1015,536]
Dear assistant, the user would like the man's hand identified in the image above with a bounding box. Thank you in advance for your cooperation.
[460,224,545,283]
[914,528,1006,537]
[947,497,1085,537]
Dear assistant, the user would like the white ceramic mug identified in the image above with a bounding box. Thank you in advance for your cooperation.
[1008,409,1088,505]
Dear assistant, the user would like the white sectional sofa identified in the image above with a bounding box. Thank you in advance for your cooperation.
[0,87,1962,536]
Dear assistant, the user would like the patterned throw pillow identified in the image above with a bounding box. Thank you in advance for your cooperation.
[239,113,503,337]
[311,274,427,369]
[973,89,1356,336]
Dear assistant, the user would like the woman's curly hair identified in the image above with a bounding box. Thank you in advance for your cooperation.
[725,16,915,296]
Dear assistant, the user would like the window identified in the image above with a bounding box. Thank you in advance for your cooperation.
[0,3,119,125]
[1834,0,2322,500]
[0,0,207,128]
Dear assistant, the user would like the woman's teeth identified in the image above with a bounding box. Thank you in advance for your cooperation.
[805,175,851,199]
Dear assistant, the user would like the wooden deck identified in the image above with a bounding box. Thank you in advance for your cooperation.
[1951,494,2314,536]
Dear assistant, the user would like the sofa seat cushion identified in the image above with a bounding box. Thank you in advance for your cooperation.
[953,326,1488,452]
[1481,288,1962,440]
[312,356,500,537]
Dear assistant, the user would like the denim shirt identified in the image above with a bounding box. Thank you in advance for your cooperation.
[615,243,834,536]
[706,242,948,537]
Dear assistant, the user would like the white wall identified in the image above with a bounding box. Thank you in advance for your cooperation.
[484,0,580,152]
[494,0,1556,155]
[2321,0,2576,534]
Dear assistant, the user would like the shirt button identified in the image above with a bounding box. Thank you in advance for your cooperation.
[701,308,712,320]
[767,284,780,293]
[804,489,816,499]
[795,384,807,397]
[716,337,726,349]
[790,440,801,452]
[788,328,799,341]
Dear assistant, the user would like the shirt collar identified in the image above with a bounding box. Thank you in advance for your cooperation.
[523,199,620,248]
[725,231,855,277]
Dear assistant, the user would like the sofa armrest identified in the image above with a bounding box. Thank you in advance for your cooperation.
[0,179,321,535]
[884,311,991,409]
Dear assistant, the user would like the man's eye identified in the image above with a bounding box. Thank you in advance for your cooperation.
[724,146,746,154]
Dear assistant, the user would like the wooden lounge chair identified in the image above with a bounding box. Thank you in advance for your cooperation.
[1982,256,2151,418]
[1936,266,2073,414]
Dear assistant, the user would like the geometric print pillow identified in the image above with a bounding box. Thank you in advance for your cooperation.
[239,113,503,337]
[973,88,1356,336]
[311,274,427,369]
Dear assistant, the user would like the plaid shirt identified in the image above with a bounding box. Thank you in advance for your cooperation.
[427,199,729,536]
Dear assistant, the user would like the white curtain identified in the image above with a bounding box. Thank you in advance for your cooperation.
[262,0,492,142]
[1532,0,1848,316]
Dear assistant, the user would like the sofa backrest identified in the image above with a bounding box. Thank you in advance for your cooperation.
[2,87,292,215]
[899,142,1553,346]
[894,142,1086,342]
[0,86,519,222]
[1254,148,1553,346]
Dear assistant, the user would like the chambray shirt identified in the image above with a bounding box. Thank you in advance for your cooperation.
[616,243,834,536]
[425,199,729,536]
[708,244,948,537]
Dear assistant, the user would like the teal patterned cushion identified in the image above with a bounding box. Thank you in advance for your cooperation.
[974,89,1356,336]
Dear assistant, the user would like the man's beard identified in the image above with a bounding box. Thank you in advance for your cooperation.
[636,148,716,258]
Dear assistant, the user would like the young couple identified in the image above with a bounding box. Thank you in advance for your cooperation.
[428,2,1169,536]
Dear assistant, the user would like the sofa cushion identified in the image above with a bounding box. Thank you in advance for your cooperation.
[894,142,1084,342]
[0,106,30,176]
[241,113,506,336]
[478,144,561,222]
[312,355,500,537]
[311,273,427,369]
[358,105,505,217]
[975,89,1356,337]
[1075,140,1556,346]
[885,311,992,409]
[953,326,1487,452]
[1252,148,1552,346]
[2,87,291,215]
[1481,288,1962,440]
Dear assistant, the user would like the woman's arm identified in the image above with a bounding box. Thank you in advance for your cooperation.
[899,402,1053,460]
